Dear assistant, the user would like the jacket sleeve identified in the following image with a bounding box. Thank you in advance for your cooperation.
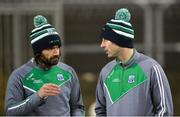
[4,71,44,115]
[95,73,106,116]
[69,68,85,116]
[150,64,173,116]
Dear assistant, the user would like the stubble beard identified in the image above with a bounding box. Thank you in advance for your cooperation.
[41,55,60,66]
[35,54,60,69]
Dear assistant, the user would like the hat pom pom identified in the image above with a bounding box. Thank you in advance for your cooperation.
[115,8,131,22]
[33,15,48,28]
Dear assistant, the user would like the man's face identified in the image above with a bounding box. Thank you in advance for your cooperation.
[40,45,60,66]
[100,38,120,58]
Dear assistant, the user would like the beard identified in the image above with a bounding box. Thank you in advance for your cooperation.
[35,54,60,68]
[42,55,59,66]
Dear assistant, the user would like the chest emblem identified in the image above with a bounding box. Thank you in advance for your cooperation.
[57,74,64,81]
[128,75,135,83]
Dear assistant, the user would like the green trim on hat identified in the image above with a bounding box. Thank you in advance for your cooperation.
[31,24,51,32]
[106,8,134,39]
[30,15,61,54]
[111,19,132,26]
[30,28,56,39]
[107,23,134,35]
[31,32,59,44]
[112,29,134,39]
[100,8,135,48]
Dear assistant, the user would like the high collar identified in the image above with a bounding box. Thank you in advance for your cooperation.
[116,49,139,68]
[30,58,53,71]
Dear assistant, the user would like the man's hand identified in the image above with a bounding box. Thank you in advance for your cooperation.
[38,83,60,99]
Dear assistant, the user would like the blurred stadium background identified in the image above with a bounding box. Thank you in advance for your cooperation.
[0,0,180,115]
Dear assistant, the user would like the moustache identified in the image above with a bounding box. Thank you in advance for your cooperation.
[50,55,60,60]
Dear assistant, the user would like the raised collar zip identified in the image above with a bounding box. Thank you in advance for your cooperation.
[116,49,139,69]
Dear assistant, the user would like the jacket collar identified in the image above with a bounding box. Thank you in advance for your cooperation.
[116,49,139,68]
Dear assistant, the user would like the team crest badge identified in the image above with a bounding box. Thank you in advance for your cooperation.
[128,75,135,83]
[57,74,64,81]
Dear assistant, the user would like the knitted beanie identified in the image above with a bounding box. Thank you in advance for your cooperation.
[30,15,61,54]
[100,8,134,48]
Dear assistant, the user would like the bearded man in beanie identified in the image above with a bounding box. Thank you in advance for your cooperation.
[95,8,173,116]
[4,15,84,116]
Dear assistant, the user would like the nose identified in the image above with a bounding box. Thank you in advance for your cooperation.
[100,39,105,48]
[52,46,60,56]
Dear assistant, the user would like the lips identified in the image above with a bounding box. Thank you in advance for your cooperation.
[104,49,108,54]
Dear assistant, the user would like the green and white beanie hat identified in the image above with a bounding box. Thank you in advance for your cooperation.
[100,8,134,48]
[30,15,61,54]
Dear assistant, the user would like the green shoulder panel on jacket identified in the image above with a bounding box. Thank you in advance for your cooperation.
[22,66,72,92]
[104,63,148,104]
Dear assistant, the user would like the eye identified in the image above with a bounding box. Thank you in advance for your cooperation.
[47,47,52,50]
[44,47,53,51]
[45,45,59,51]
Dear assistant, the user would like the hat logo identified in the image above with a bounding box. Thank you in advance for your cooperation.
[57,74,64,81]
[128,75,135,83]
[47,29,54,34]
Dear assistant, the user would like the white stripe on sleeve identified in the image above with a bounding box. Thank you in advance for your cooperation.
[8,98,30,110]
[153,65,166,116]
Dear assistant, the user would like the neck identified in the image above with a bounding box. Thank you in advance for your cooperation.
[37,62,52,70]
[117,48,134,63]
[34,57,52,70]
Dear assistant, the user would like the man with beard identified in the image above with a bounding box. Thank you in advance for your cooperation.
[4,15,85,116]
[95,8,173,116]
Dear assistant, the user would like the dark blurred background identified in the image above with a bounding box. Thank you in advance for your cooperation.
[0,0,180,116]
